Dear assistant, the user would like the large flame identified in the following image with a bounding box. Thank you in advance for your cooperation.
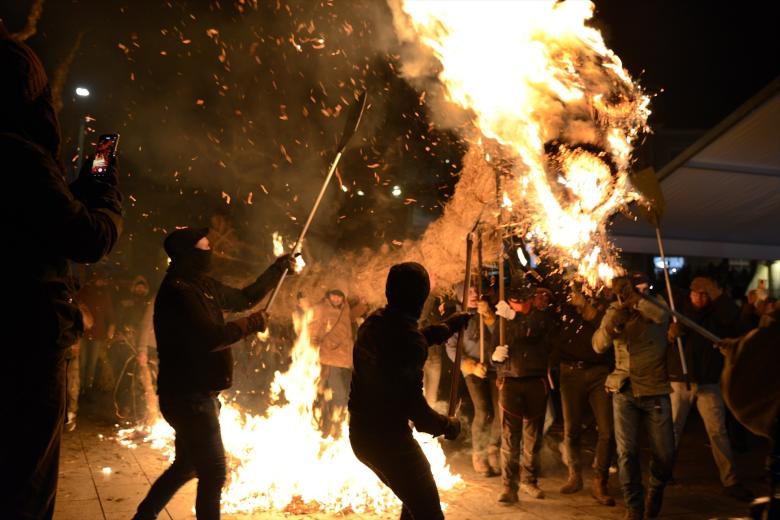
[118,312,460,514]
[398,0,650,287]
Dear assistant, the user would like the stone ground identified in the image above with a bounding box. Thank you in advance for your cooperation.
[55,410,768,520]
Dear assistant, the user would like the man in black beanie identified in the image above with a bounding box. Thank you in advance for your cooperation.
[133,227,293,520]
[349,262,468,520]
[0,25,123,519]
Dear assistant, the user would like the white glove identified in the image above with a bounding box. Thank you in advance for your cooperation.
[495,300,516,320]
[492,345,509,363]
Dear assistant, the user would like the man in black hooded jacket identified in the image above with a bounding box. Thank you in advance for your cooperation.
[132,227,293,520]
[0,27,123,519]
[349,262,467,520]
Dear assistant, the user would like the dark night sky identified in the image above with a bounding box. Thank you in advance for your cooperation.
[2,1,778,281]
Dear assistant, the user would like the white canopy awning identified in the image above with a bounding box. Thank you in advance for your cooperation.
[610,76,780,260]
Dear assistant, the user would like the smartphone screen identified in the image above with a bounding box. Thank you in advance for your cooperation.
[91,134,120,176]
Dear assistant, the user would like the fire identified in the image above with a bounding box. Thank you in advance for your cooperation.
[272,231,306,273]
[118,312,460,514]
[398,0,650,287]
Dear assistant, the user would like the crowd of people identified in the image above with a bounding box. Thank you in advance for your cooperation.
[3,26,779,520]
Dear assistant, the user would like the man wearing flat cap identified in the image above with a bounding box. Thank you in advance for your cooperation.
[132,227,294,520]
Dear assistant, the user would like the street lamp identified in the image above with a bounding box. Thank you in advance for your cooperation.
[391,185,402,198]
[75,87,90,97]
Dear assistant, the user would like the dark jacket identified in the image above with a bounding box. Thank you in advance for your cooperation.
[667,294,741,385]
[552,303,613,367]
[496,307,554,379]
[2,132,122,351]
[154,264,282,395]
[349,307,453,436]
[593,296,670,397]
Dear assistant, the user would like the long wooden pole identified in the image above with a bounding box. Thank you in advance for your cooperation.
[655,224,691,388]
[477,230,485,364]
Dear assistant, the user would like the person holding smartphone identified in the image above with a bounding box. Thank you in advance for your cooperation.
[0,26,123,519]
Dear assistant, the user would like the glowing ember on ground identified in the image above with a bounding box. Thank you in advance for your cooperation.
[398,0,651,287]
[118,314,460,514]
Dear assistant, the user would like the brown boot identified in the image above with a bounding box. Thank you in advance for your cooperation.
[560,467,582,494]
[591,474,615,506]
[472,451,491,476]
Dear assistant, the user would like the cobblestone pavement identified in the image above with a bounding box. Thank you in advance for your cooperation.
[56,413,766,520]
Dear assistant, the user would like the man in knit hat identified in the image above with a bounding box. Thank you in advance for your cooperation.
[0,25,123,519]
[349,262,467,520]
[132,227,294,519]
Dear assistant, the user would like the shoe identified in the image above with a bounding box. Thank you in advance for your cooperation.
[725,483,755,502]
[472,452,491,477]
[624,509,643,520]
[487,445,501,476]
[560,468,583,494]
[520,482,545,499]
[591,475,615,506]
[645,487,664,518]
[65,412,77,432]
[498,487,518,505]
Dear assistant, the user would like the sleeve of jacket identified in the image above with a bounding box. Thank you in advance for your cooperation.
[592,304,618,353]
[170,281,244,351]
[32,152,122,263]
[636,295,667,324]
[399,331,449,436]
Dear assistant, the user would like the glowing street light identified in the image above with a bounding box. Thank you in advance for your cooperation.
[75,87,90,97]
[391,185,402,197]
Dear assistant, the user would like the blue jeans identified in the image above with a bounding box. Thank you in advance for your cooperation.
[613,390,674,512]
[133,393,226,520]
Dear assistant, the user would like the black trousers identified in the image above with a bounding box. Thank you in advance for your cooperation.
[350,425,444,520]
[559,363,615,477]
[499,376,548,489]
[133,393,226,520]
[1,349,67,519]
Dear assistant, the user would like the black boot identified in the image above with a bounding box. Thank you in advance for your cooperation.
[645,486,664,518]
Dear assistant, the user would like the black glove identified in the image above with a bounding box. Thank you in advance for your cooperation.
[234,310,268,336]
[272,253,296,272]
[70,155,122,214]
[444,311,471,333]
[442,416,461,441]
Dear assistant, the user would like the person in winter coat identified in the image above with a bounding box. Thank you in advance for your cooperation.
[0,27,123,519]
[593,273,671,520]
[132,227,293,520]
[666,276,754,502]
[349,262,466,520]
[492,285,555,504]
[310,289,354,436]
[445,285,500,477]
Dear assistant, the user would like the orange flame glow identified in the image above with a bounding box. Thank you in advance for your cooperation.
[118,313,460,514]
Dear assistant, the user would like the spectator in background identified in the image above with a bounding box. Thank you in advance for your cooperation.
[667,276,754,502]
[79,270,117,394]
[0,27,123,518]
[310,289,354,437]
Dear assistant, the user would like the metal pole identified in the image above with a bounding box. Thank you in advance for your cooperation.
[496,174,506,346]
[655,225,691,388]
[477,230,485,364]
[447,233,474,417]
[640,292,722,344]
[264,151,343,312]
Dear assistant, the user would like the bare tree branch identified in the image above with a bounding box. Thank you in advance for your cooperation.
[11,0,44,41]
[50,32,84,113]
